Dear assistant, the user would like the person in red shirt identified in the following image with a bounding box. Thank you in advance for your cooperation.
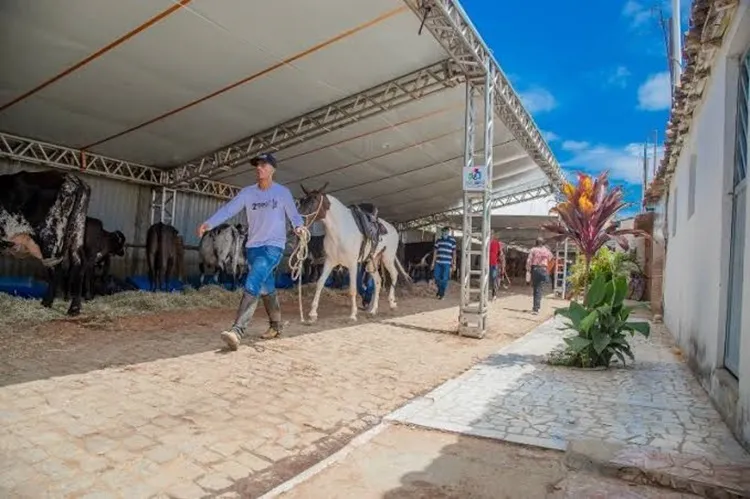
[489,232,504,300]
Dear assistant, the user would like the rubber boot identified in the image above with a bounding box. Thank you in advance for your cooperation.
[220,291,259,350]
[260,293,282,339]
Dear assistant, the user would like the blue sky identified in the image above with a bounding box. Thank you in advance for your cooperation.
[461,0,691,217]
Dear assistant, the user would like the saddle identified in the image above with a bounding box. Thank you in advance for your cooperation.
[349,203,386,264]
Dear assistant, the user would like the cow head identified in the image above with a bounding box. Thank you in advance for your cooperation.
[109,230,126,257]
[235,224,248,237]
[297,182,330,223]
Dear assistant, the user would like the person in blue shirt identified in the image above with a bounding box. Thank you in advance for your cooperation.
[357,263,375,309]
[198,152,305,350]
[430,226,457,300]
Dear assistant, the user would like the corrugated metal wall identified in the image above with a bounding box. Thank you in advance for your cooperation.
[0,158,242,280]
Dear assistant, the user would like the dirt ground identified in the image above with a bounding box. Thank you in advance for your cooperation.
[272,424,698,499]
[0,284,569,498]
[0,281,446,385]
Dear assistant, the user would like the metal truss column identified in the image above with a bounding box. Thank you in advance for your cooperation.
[459,64,495,338]
[554,238,570,298]
[150,186,177,226]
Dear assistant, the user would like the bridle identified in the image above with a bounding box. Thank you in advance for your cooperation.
[300,193,325,228]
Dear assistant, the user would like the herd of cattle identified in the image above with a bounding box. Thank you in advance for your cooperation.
[0,169,447,316]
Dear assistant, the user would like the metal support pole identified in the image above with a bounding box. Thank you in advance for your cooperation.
[150,186,177,226]
[562,238,569,299]
[481,65,495,319]
[459,80,477,324]
[458,63,494,338]
[671,0,682,89]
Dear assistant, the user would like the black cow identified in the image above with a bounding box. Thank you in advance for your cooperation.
[146,222,181,292]
[303,235,326,283]
[0,170,91,316]
[403,241,435,282]
[62,217,126,301]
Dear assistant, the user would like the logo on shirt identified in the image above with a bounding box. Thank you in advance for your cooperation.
[251,199,279,211]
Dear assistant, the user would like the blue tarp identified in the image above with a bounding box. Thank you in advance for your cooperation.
[127,275,185,292]
[0,276,48,299]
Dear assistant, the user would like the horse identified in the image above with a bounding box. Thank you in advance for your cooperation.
[296,183,411,322]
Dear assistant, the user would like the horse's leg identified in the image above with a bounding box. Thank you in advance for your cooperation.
[309,259,334,323]
[367,261,382,316]
[346,261,359,322]
[384,256,399,310]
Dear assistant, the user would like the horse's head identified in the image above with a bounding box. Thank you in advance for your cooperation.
[297,182,331,223]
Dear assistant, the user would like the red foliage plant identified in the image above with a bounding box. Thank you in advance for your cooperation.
[542,171,649,291]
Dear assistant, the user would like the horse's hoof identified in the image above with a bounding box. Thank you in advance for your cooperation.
[308,314,318,323]
[348,316,358,322]
[67,305,81,317]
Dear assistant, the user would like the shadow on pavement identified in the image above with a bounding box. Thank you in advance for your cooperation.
[0,285,464,388]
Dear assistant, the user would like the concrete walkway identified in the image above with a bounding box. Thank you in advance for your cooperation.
[387,316,750,464]
[268,316,750,498]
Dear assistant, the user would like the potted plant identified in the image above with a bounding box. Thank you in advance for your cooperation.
[553,273,650,368]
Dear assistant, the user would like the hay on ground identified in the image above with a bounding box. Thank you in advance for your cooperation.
[0,279,437,329]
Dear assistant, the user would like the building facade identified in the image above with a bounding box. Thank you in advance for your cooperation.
[647,0,750,449]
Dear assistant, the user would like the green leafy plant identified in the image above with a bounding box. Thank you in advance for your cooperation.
[567,247,642,298]
[553,273,650,368]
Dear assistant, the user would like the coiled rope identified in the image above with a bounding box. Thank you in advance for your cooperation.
[288,226,310,322]
[288,195,324,323]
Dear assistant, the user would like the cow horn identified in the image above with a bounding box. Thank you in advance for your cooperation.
[320,182,329,192]
[300,184,309,196]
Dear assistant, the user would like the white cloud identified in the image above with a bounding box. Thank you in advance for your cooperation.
[562,141,664,185]
[637,71,672,111]
[622,0,652,28]
[607,65,631,88]
[541,130,560,142]
[519,87,557,114]
[562,140,590,152]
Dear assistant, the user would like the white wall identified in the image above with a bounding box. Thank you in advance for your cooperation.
[661,3,750,448]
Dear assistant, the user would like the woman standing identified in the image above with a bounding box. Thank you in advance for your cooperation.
[525,237,554,315]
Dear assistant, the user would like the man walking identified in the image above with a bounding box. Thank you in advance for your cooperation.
[489,232,504,300]
[198,152,305,350]
[430,226,456,300]
[525,237,554,315]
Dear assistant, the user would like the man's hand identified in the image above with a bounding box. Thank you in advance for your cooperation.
[197,223,209,238]
[294,226,305,237]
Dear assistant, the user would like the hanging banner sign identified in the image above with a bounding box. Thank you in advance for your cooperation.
[463,165,487,192]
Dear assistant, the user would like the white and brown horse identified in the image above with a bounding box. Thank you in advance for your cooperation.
[297,183,411,322]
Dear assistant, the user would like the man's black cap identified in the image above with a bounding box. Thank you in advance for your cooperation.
[250,152,277,168]
[441,226,450,232]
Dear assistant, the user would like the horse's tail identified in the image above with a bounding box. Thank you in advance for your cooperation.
[394,256,413,287]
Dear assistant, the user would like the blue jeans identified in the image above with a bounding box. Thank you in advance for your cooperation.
[357,264,374,306]
[490,265,498,297]
[433,262,451,297]
[244,246,284,296]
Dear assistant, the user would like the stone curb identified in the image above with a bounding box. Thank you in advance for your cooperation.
[257,422,389,499]
[564,439,750,499]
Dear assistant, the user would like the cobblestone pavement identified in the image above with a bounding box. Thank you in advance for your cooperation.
[0,289,564,498]
[387,316,750,465]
